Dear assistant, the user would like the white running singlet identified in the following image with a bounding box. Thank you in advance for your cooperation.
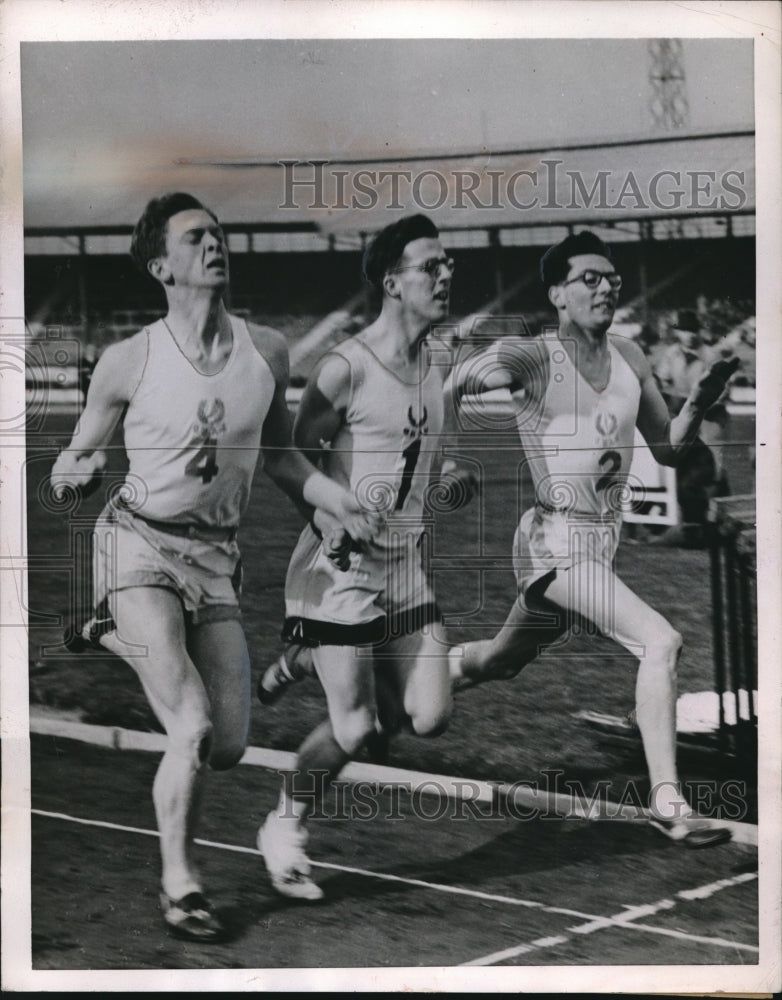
[513,331,641,518]
[321,336,445,549]
[510,331,642,598]
[283,335,445,635]
[121,316,274,526]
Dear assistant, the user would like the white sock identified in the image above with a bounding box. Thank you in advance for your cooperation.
[650,782,692,821]
[448,646,465,680]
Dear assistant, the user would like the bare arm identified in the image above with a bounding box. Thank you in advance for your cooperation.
[618,337,739,467]
[259,342,380,544]
[50,337,143,497]
[436,361,480,510]
[447,335,531,399]
[443,333,544,443]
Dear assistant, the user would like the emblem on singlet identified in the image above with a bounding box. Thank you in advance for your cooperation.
[194,398,226,435]
[395,406,428,512]
[596,411,617,439]
[185,398,226,484]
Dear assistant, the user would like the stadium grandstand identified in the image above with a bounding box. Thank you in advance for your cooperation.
[24,126,758,761]
[25,130,755,387]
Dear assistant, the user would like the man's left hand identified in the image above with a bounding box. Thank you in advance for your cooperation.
[691,356,740,412]
[431,461,480,511]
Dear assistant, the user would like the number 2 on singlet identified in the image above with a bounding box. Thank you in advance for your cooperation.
[186,435,219,484]
[394,437,422,511]
[596,449,622,494]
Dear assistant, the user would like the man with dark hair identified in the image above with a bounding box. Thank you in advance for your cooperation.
[447,230,738,847]
[256,214,468,900]
[538,229,614,288]
[129,192,219,273]
[51,192,380,940]
[361,212,441,287]
[259,213,450,702]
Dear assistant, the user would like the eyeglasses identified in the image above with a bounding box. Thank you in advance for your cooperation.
[391,257,456,280]
[562,269,622,291]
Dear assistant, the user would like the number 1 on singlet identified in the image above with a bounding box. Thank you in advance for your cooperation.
[394,437,422,511]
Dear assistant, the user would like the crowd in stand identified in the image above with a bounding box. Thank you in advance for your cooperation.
[630,300,756,546]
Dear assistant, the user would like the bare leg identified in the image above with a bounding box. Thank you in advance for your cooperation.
[542,561,685,817]
[101,587,213,900]
[287,643,376,819]
[187,617,251,770]
[450,593,566,687]
[259,644,376,900]
[385,623,452,737]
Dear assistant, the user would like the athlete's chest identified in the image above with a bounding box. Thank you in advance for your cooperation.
[127,353,273,445]
[535,343,639,442]
[349,365,443,443]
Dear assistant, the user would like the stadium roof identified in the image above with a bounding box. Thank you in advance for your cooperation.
[25,131,753,239]
[21,39,754,237]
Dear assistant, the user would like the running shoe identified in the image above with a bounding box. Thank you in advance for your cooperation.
[648,816,732,848]
[63,606,113,654]
[257,813,324,901]
[159,890,226,941]
[257,644,313,705]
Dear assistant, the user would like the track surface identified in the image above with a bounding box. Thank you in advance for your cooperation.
[31,735,758,970]
[25,412,759,971]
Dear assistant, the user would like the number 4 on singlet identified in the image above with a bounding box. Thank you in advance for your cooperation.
[186,435,219,483]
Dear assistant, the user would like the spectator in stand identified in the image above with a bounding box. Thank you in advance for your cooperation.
[717,316,756,389]
[635,322,663,364]
[694,294,719,349]
[654,310,715,406]
[652,310,732,545]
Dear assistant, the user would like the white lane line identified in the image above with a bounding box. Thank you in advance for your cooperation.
[463,937,567,966]
[612,920,758,953]
[33,807,758,961]
[30,808,595,917]
[29,715,759,846]
[307,858,597,920]
[462,871,759,966]
[678,872,758,900]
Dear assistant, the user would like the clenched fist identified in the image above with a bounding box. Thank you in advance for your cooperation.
[50,450,107,501]
[691,356,740,412]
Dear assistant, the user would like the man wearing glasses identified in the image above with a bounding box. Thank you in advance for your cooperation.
[258,214,470,899]
[447,230,738,848]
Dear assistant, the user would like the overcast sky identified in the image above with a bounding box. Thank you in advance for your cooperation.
[21,38,754,228]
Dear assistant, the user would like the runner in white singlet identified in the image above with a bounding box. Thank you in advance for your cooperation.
[257,215,476,901]
[50,193,381,941]
[447,230,738,849]
[282,332,445,639]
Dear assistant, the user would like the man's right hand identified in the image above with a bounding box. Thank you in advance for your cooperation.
[334,490,385,545]
[50,450,107,500]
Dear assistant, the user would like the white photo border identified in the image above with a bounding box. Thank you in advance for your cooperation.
[1,1,779,993]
